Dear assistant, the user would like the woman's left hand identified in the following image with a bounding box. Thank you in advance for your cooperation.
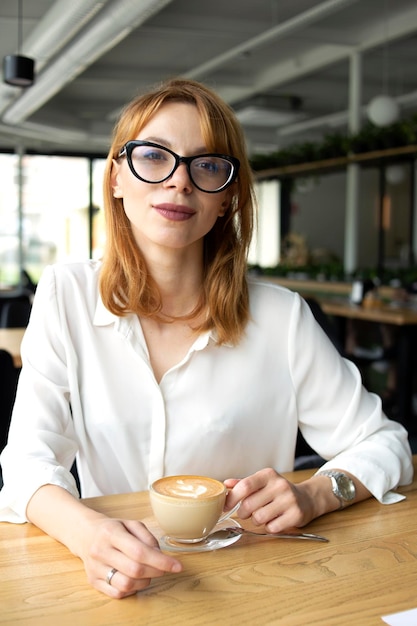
[224,468,326,533]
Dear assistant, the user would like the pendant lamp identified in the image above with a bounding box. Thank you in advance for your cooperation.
[367,1,398,127]
[2,0,35,87]
[367,95,399,127]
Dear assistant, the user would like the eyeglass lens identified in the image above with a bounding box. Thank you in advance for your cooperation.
[129,143,235,192]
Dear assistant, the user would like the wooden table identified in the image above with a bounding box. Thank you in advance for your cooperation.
[319,298,417,427]
[0,327,25,368]
[2,459,417,626]
[267,276,398,301]
[320,298,417,327]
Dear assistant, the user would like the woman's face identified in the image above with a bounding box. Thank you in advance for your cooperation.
[111,101,234,257]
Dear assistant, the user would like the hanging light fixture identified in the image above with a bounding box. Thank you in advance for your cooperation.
[367,0,398,127]
[3,0,35,87]
[367,94,399,127]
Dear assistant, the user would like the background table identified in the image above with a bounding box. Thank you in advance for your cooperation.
[319,298,417,427]
[1,458,417,625]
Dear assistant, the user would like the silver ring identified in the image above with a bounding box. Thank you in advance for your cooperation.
[106,567,117,586]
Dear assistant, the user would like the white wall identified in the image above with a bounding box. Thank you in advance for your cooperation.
[249,179,280,267]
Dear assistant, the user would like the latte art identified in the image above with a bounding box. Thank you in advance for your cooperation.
[153,476,224,499]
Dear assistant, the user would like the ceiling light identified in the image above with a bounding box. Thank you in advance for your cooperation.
[367,1,399,127]
[367,95,399,127]
[3,55,34,87]
[2,0,35,87]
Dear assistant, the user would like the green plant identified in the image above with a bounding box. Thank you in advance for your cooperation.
[249,115,417,172]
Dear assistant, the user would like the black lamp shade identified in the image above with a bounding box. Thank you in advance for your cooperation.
[3,54,35,87]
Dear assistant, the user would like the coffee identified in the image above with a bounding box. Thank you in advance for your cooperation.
[153,476,224,499]
[149,475,227,543]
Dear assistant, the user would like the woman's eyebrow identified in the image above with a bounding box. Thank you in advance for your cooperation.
[141,136,208,154]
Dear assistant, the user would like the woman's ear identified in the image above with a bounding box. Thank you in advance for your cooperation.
[111,159,123,198]
[218,188,234,216]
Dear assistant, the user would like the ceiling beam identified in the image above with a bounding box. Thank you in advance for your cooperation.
[215,1,417,107]
[184,0,360,81]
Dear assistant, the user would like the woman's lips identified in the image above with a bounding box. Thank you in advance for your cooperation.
[153,203,195,221]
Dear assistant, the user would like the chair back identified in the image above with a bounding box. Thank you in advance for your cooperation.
[304,297,344,354]
[0,298,32,328]
[0,349,19,452]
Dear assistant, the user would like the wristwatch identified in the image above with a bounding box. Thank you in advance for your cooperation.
[318,470,356,509]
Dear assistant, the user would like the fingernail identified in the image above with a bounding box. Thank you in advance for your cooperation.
[171,562,182,573]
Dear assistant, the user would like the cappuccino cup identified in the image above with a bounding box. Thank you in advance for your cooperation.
[149,475,229,543]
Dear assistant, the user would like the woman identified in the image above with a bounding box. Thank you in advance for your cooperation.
[0,78,412,598]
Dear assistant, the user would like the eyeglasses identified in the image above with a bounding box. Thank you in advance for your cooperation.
[118,140,240,193]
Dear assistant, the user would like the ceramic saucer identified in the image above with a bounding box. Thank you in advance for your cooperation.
[157,518,242,553]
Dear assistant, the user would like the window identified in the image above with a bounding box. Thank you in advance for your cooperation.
[0,152,106,286]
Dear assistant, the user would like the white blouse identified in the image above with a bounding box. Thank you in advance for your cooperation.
[0,261,413,522]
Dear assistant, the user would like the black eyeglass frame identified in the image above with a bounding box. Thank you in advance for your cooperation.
[118,140,240,193]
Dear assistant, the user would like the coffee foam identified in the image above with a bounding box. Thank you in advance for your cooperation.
[153,476,224,499]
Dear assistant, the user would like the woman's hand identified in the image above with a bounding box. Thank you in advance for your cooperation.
[79,516,182,598]
[26,485,182,599]
[224,468,332,533]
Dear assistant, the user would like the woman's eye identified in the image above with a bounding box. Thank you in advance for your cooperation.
[142,149,166,162]
[196,159,219,174]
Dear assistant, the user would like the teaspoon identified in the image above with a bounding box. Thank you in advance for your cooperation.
[209,527,329,542]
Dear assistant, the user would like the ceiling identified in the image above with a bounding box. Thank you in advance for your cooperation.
[1,0,417,157]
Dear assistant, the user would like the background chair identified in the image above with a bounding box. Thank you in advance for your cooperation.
[297,296,396,467]
[0,297,32,328]
[0,348,81,493]
[304,296,344,354]
[0,349,19,487]
[294,297,342,469]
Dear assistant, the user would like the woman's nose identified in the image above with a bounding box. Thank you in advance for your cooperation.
[163,162,193,192]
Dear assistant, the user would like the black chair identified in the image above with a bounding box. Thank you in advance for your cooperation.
[304,296,344,354]
[0,350,19,487]
[294,297,342,469]
[298,296,392,466]
[0,298,32,328]
[305,295,385,367]
[0,349,80,493]
[20,269,37,294]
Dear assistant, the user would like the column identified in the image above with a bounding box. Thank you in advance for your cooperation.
[344,51,362,275]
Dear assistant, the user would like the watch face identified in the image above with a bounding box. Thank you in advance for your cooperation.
[320,470,356,502]
[337,475,356,501]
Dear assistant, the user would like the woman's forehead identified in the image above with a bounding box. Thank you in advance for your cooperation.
[123,98,231,154]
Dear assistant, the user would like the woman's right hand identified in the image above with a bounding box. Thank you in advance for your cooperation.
[80,516,183,598]
[26,485,182,599]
